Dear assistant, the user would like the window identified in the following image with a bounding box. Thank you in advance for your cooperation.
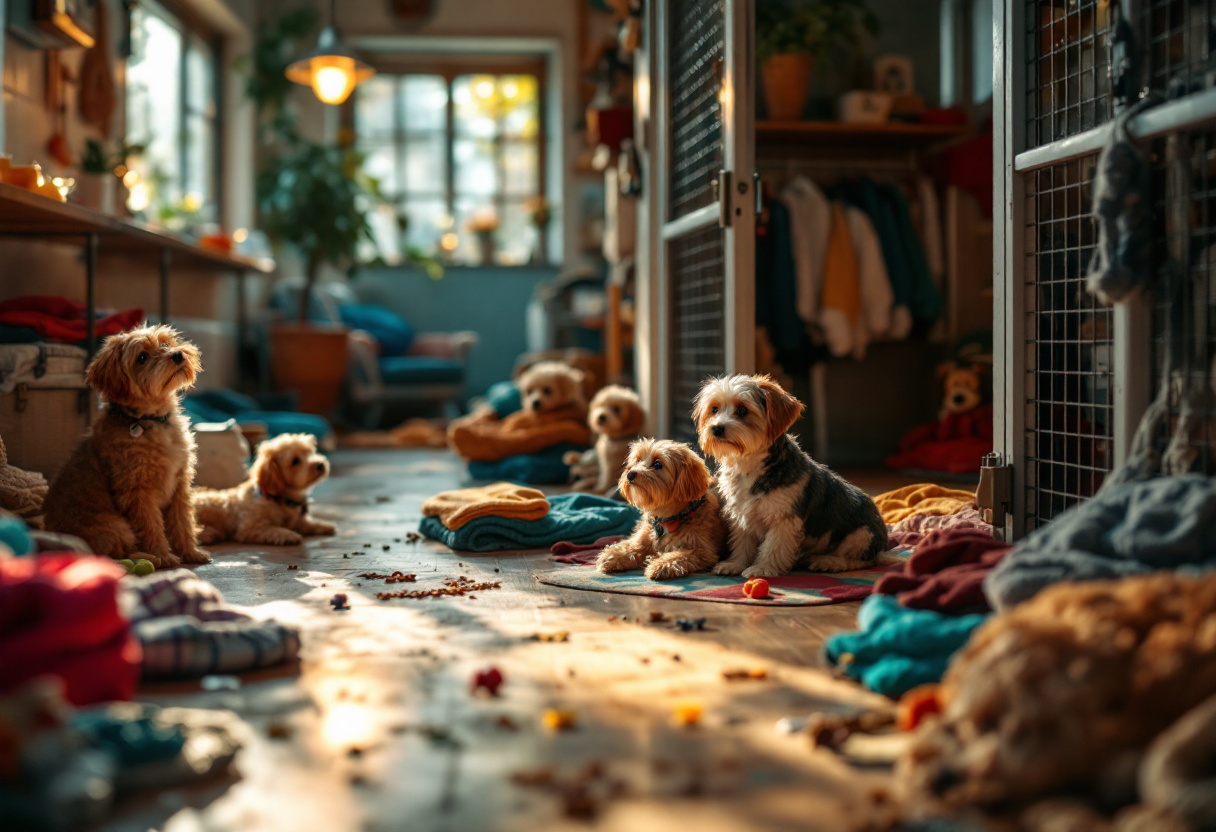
[353,71,544,266]
[125,0,219,223]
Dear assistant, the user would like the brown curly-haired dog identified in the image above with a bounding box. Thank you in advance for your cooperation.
[194,433,336,546]
[596,439,726,581]
[43,325,209,569]
[517,360,586,417]
[564,385,646,494]
[899,573,1216,811]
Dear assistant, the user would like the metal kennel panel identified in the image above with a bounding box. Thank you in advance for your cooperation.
[668,0,724,219]
[1021,155,1117,531]
[1140,0,1216,93]
[668,225,726,445]
[1023,0,1112,149]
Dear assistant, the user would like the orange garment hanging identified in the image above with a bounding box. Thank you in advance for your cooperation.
[818,203,863,358]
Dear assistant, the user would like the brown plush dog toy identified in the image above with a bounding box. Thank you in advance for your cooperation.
[43,325,210,568]
[564,385,646,494]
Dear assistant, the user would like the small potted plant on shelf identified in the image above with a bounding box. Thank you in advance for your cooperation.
[524,196,551,264]
[257,140,377,414]
[467,209,500,265]
[757,0,879,121]
[77,139,141,214]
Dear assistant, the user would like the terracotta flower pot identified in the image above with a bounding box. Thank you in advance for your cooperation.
[762,54,814,121]
[268,322,350,415]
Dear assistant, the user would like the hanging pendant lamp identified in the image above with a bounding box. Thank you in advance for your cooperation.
[285,0,374,106]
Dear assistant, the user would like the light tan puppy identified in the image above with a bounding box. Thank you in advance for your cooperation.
[516,360,587,419]
[596,439,726,581]
[43,325,210,568]
[564,385,646,494]
[194,433,336,546]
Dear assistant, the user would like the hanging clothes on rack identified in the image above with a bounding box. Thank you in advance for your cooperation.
[834,178,914,340]
[755,198,816,375]
[881,182,942,327]
[819,203,864,359]
[781,176,832,329]
[846,205,894,345]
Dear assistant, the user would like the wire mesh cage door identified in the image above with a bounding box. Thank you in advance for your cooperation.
[653,0,754,443]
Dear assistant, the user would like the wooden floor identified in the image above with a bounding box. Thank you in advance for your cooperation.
[105,450,923,832]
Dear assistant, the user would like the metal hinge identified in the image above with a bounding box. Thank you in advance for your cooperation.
[976,452,1013,527]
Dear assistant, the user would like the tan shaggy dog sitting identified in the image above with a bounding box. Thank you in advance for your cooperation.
[564,385,646,494]
[43,325,210,568]
[194,433,336,546]
[596,439,726,580]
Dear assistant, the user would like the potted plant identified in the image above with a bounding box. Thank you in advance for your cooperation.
[257,141,377,414]
[757,0,879,121]
[77,139,141,214]
[467,209,500,265]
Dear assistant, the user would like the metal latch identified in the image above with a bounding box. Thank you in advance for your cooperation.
[717,169,732,228]
[976,452,1013,526]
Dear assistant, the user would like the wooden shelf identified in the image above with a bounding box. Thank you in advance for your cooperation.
[756,121,970,153]
[0,183,274,274]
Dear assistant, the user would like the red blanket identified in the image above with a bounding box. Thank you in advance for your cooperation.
[885,404,993,475]
[875,528,1011,614]
[0,554,140,705]
[0,295,144,344]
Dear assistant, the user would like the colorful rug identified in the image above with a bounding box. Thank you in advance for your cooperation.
[534,549,912,606]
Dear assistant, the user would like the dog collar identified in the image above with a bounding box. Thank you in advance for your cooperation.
[255,487,309,513]
[110,403,172,437]
[652,494,708,539]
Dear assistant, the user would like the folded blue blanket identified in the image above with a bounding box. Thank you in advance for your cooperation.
[184,389,332,442]
[824,594,987,698]
[467,443,586,485]
[984,474,1216,612]
[420,492,640,552]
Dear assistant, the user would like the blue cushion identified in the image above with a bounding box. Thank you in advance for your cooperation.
[182,393,333,443]
[377,356,464,385]
[339,304,414,357]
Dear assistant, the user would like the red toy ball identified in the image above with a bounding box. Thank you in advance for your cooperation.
[742,578,770,599]
[471,666,504,696]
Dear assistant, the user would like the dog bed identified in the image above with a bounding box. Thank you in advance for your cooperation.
[534,548,911,606]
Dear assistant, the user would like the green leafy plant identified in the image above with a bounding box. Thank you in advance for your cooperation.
[240,3,320,144]
[756,0,880,64]
[81,139,144,175]
[256,143,378,321]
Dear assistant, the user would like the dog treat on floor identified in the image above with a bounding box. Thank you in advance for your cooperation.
[194,433,336,546]
[422,482,550,530]
[872,484,978,525]
[565,385,645,494]
[695,375,886,577]
[42,325,211,569]
[596,439,727,581]
[900,573,1216,810]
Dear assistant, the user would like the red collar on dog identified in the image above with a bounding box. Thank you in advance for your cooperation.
[652,494,708,539]
[255,487,308,513]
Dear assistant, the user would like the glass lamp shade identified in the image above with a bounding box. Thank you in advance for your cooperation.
[285,27,375,106]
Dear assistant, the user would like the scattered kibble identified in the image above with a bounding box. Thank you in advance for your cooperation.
[640,657,650,665]
[675,617,707,632]
[649,611,668,623]
[406,532,424,543]
[607,615,619,622]
[343,553,349,559]
[511,768,554,786]
[358,571,417,583]
[288,564,298,570]
[672,654,682,662]
[363,543,372,548]
[531,631,570,642]
[375,577,501,601]
[493,567,500,572]
[330,593,349,610]
[722,668,768,681]
[543,709,577,731]
[266,720,292,739]
[471,666,504,696]
[807,710,895,751]
[382,545,390,551]
[495,715,518,731]
[742,578,770,599]
[672,702,703,728]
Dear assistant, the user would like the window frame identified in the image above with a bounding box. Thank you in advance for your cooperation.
[345,58,549,264]
[125,0,224,219]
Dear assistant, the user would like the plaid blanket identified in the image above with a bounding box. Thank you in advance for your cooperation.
[121,571,300,680]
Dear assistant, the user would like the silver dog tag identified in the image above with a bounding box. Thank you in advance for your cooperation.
[129,423,143,438]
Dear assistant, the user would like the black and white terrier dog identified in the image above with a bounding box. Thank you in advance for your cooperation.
[693,374,886,577]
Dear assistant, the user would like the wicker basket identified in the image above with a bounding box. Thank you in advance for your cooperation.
[0,384,91,480]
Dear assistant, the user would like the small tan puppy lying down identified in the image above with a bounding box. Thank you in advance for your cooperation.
[43,324,210,569]
[194,433,336,546]
[596,439,726,580]
[564,385,646,494]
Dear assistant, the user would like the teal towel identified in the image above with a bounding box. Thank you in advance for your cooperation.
[485,380,522,419]
[420,492,640,553]
[468,443,586,485]
[824,594,987,697]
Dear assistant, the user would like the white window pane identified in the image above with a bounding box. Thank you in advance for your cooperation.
[186,36,214,116]
[454,138,496,195]
[362,202,401,264]
[495,201,533,265]
[355,75,396,140]
[403,135,446,195]
[499,75,539,139]
[400,75,447,132]
[452,197,498,265]
[452,76,499,138]
[401,198,448,254]
[184,113,214,213]
[359,143,399,197]
[501,141,537,196]
[126,6,183,210]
